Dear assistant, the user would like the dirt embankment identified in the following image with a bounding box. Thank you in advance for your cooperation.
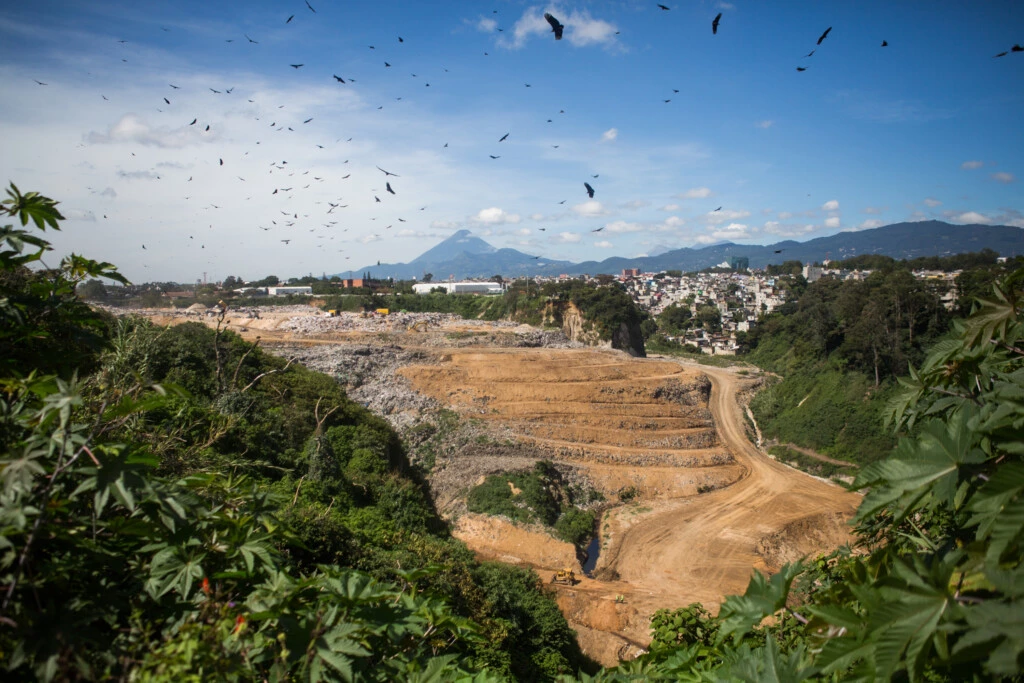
[119,306,860,667]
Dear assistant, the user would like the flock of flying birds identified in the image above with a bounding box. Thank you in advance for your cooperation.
[27,3,1024,274]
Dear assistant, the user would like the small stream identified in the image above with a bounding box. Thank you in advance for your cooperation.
[581,536,601,575]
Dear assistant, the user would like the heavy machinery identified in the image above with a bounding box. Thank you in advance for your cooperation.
[408,320,430,333]
[375,308,389,316]
[550,568,577,586]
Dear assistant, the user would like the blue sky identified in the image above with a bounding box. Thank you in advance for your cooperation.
[1,0,1021,282]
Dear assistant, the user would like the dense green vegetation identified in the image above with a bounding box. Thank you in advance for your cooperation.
[323,279,645,345]
[466,462,600,547]
[744,269,953,467]
[4,185,1023,681]
[0,185,592,681]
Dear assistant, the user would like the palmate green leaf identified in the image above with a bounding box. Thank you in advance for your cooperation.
[967,462,1024,563]
[720,637,816,683]
[238,536,276,574]
[2,182,64,231]
[952,601,1024,677]
[854,408,987,524]
[962,284,1019,351]
[717,562,803,643]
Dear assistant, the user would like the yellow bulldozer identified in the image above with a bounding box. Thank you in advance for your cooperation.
[550,568,578,586]
[408,320,430,333]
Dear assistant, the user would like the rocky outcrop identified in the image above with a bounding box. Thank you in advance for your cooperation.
[544,302,646,357]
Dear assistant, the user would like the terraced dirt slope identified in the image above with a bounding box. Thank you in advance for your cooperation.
[401,349,744,501]
[402,349,861,665]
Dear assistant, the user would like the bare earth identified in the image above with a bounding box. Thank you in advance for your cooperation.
[125,307,861,666]
[400,348,861,665]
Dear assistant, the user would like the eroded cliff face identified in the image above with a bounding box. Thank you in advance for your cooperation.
[543,302,645,357]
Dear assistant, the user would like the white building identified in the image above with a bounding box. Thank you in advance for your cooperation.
[412,281,504,295]
[267,286,313,296]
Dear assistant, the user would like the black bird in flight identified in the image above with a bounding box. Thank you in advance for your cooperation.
[375,196,381,203]
[189,118,197,125]
[169,84,180,89]
[385,62,391,67]
[774,249,784,254]
[499,132,509,141]
[817,27,832,45]
[303,117,313,123]
[286,14,294,23]
[281,239,291,244]
[219,158,224,165]
[881,40,888,47]
[657,4,670,10]
[544,12,564,40]
[141,244,146,249]
[532,255,542,259]
[714,206,722,211]
[305,0,316,13]
[591,227,604,232]
[712,13,722,34]
[804,49,816,57]
[333,74,346,83]
[163,97,170,104]
[489,155,500,159]
[386,182,395,195]
[584,182,595,198]
[376,166,399,177]
[290,64,304,69]
[210,88,221,93]
[245,34,258,43]
[33,79,47,85]
[796,66,808,72]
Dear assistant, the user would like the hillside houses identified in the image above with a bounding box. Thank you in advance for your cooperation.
[615,264,961,356]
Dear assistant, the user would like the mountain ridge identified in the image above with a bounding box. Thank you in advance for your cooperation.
[335,220,1024,280]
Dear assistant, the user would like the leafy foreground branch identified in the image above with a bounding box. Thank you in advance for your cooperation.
[2,184,1022,681]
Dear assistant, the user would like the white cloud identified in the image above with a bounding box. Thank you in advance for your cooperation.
[87,114,209,149]
[716,1,735,8]
[476,17,497,32]
[705,208,750,225]
[98,187,117,198]
[430,220,461,231]
[676,187,712,199]
[755,120,774,129]
[600,127,618,142]
[529,213,544,221]
[923,197,942,207]
[824,216,841,229]
[821,199,839,211]
[857,219,885,230]
[620,199,648,210]
[763,221,817,238]
[605,220,643,233]
[777,211,793,220]
[516,228,531,236]
[961,160,984,170]
[472,207,520,224]
[992,172,1015,183]
[360,234,382,244]
[556,231,581,243]
[502,8,618,49]
[594,240,613,248]
[117,170,161,181]
[862,206,884,214]
[710,223,753,241]
[955,211,991,224]
[571,200,607,217]
[659,203,680,211]
[64,209,96,222]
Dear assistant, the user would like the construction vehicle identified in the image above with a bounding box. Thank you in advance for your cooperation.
[550,568,577,586]
[323,309,338,317]
[375,308,389,316]
[408,320,430,333]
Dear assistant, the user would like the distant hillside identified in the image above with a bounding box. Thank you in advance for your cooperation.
[336,221,1024,280]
